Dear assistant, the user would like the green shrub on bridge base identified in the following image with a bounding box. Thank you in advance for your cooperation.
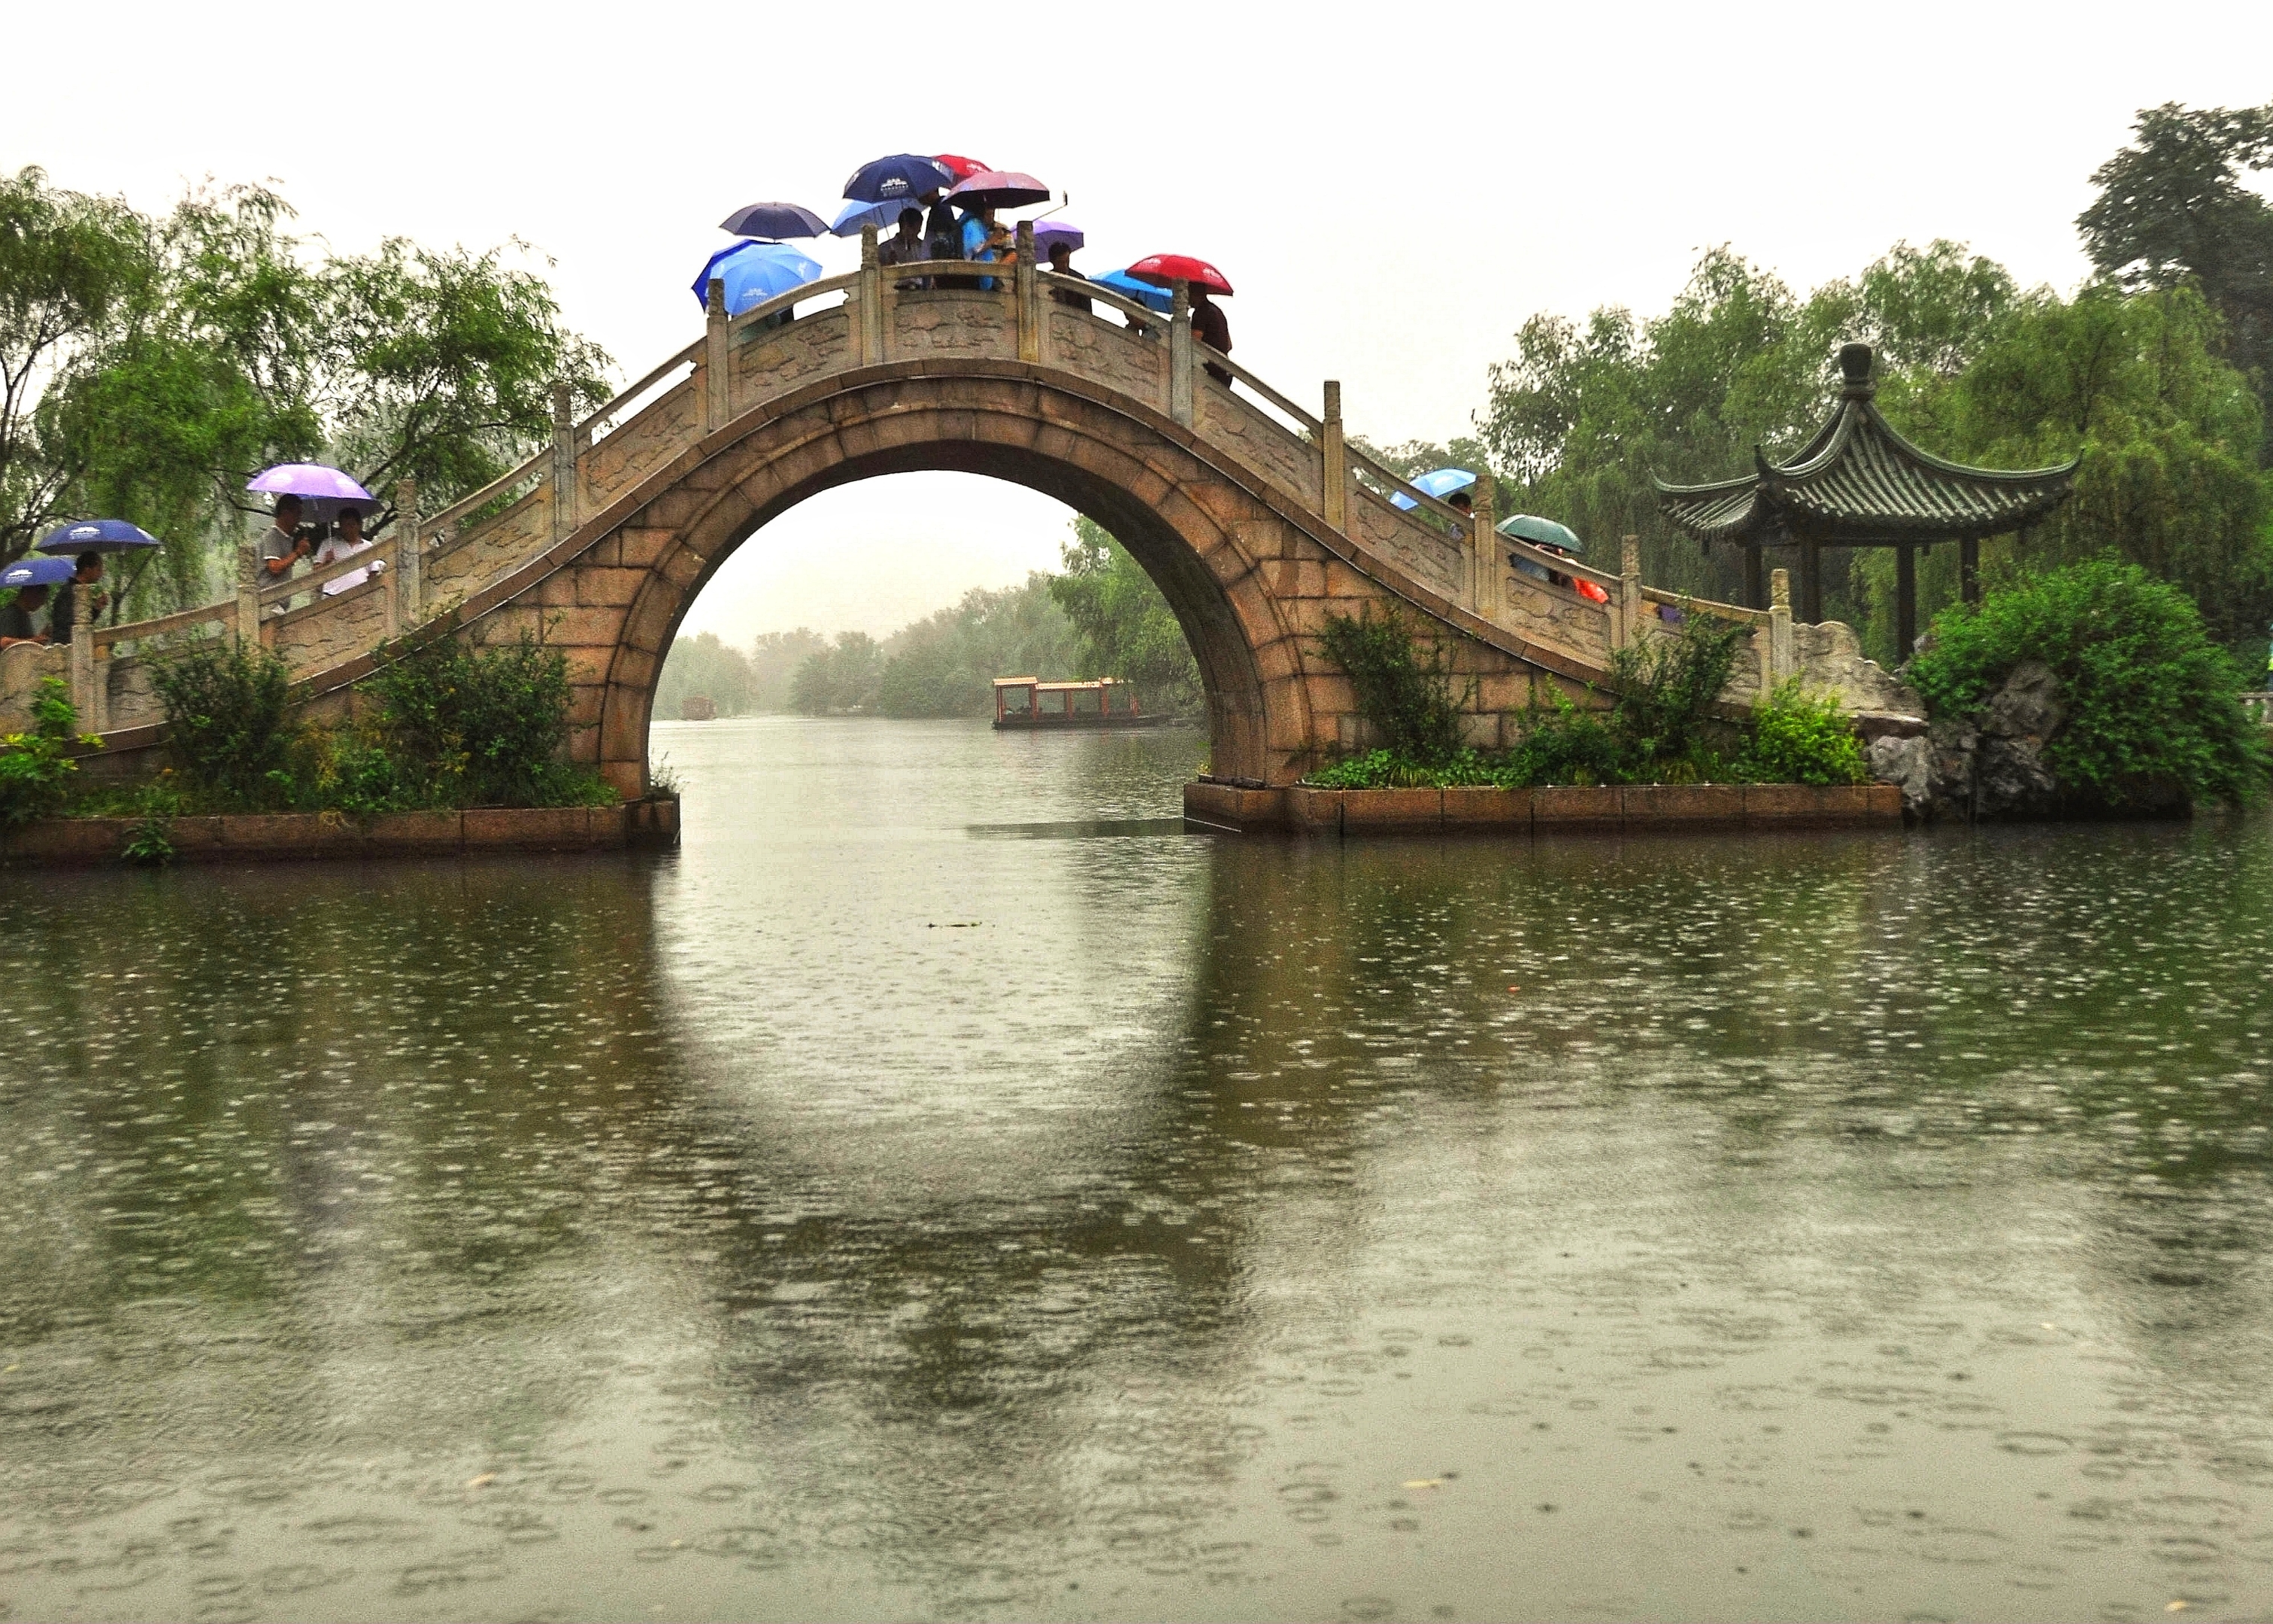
[132,634,614,816]
[1307,607,1854,789]
[1,679,96,826]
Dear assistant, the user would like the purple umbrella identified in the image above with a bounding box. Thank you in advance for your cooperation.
[1032,221,1084,257]
[248,464,375,504]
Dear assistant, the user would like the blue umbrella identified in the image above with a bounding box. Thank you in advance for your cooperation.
[842,153,956,205]
[832,197,927,238]
[1093,269,1175,314]
[1391,467,1477,511]
[691,240,823,317]
[35,518,162,555]
[719,201,829,238]
[2,556,74,588]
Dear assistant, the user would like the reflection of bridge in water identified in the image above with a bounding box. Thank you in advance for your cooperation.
[6,224,1909,794]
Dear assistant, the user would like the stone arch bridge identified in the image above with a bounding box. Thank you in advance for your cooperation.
[3,234,1907,795]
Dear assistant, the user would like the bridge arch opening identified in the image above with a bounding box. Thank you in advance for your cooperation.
[587,371,1315,797]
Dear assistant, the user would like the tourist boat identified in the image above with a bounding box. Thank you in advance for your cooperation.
[679,695,717,721]
[992,676,1169,730]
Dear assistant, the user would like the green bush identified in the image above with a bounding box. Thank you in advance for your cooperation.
[1317,609,1469,766]
[1603,611,1747,780]
[1908,558,2271,807]
[0,678,90,826]
[1738,680,1868,785]
[150,640,295,807]
[362,634,612,808]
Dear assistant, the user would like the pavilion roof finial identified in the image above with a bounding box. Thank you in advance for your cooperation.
[1838,341,1875,399]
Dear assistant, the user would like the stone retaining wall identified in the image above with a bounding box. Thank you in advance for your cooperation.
[0,797,680,868]
[1185,779,1899,835]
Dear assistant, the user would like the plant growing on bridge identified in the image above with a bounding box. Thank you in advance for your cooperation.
[0,678,94,826]
[150,640,295,807]
[1317,607,1470,766]
[362,632,609,808]
[1602,611,1747,780]
[1909,557,2271,807]
[1737,680,1869,786]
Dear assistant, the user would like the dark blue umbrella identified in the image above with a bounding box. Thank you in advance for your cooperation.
[1093,269,1175,314]
[719,201,830,238]
[2,556,74,588]
[691,240,823,317]
[35,518,162,555]
[842,153,955,205]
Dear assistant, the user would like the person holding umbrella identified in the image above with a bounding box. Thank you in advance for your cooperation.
[47,554,107,644]
[1128,256,1235,384]
[312,504,379,596]
[877,207,927,287]
[1,578,55,645]
[257,495,317,592]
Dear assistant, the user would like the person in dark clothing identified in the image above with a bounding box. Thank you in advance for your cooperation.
[878,207,928,291]
[1045,240,1091,312]
[1190,286,1233,386]
[0,583,50,646]
[47,554,105,644]
[923,189,981,289]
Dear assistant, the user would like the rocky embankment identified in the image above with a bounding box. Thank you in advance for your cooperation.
[1863,659,2188,823]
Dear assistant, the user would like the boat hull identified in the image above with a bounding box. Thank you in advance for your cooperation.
[992,713,1174,731]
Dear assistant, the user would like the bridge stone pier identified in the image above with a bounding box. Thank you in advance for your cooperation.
[11,225,1915,795]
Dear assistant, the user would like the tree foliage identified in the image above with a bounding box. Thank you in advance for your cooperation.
[877,575,1074,719]
[0,167,608,620]
[2078,101,2273,433]
[1047,517,1202,712]
[789,632,883,715]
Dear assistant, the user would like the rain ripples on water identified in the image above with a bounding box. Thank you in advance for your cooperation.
[2,715,2271,1620]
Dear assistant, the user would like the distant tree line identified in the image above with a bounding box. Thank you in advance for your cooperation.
[1374,102,2273,667]
[659,517,1205,721]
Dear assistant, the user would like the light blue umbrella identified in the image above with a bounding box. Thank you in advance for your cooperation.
[1390,468,1477,511]
[1093,268,1175,314]
[832,197,927,238]
[691,240,823,317]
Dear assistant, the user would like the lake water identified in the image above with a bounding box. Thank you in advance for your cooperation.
[4,715,2272,1622]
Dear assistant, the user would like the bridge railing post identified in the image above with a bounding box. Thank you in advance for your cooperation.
[1471,471,1498,620]
[704,277,729,432]
[69,576,98,733]
[1014,220,1038,363]
[1618,534,1641,650]
[1321,380,1346,533]
[235,529,261,650]
[391,477,420,641]
[1168,280,1194,427]
[1769,566,1794,686]
[857,225,884,366]
[550,381,576,544]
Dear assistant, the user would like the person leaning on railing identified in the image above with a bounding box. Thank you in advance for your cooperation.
[313,504,381,596]
[878,207,927,290]
[0,582,51,647]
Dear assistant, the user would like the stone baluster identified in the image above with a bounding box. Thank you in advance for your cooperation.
[1471,472,1498,620]
[391,477,420,641]
[70,578,98,733]
[1769,566,1794,687]
[1014,220,1038,363]
[236,531,262,649]
[703,277,729,432]
[1321,380,1346,533]
[1620,534,1642,649]
[1168,280,1194,427]
[551,382,577,544]
[857,225,883,366]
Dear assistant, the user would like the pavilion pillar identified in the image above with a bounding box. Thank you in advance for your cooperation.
[1960,535,1981,605]
[1896,542,1917,659]
[1799,534,1823,625]
[1744,544,1764,611]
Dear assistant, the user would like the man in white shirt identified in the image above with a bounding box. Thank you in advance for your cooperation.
[314,505,378,596]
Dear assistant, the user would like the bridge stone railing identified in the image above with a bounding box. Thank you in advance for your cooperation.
[8,222,1914,748]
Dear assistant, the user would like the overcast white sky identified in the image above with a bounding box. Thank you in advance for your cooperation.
[7,0,2270,639]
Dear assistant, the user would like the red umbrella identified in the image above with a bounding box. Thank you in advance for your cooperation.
[934,154,990,182]
[945,170,1051,210]
[1126,254,1234,296]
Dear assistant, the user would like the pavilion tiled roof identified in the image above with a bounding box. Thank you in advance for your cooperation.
[1654,344,2078,547]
